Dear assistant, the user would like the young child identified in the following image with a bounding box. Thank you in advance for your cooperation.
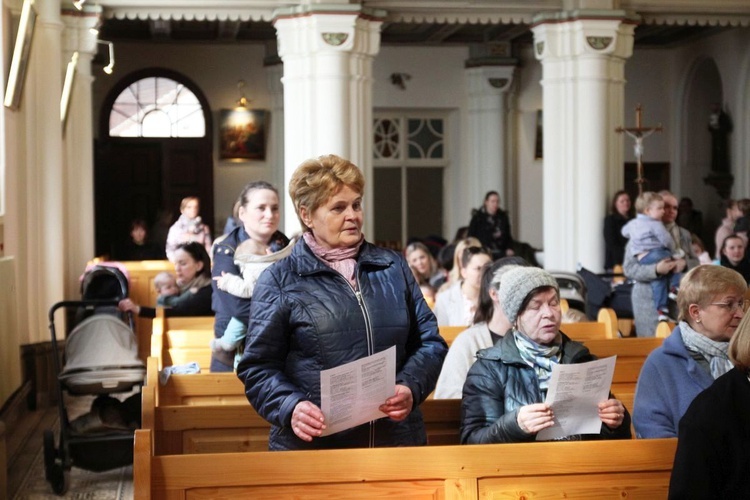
[211,237,294,369]
[154,271,181,306]
[621,191,684,322]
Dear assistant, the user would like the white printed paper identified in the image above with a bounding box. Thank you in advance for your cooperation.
[536,356,616,441]
[319,346,396,436]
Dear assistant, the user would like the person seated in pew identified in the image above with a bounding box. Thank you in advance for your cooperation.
[460,266,631,444]
[633,265,747,438]
[669,312,750,499]
[236,154,447,450]
[118,242,213,318]
[433,256,528,399]
[433,246,493,326]
[154,271,180,306]
[718,234,750,283]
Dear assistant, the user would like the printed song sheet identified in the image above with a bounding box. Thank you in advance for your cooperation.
[320,346,396,436]
[536,356,616,441]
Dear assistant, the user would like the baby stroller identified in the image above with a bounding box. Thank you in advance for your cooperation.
[43,264,145,494]
[549,270,587,315]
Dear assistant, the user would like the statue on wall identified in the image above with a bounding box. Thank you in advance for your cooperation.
[708,103,732,173]
[704,103,734,199]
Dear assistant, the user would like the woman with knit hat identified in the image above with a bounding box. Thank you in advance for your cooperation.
[460,266,632,443]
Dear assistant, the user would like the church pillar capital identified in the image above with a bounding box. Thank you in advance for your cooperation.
[61,4,101,58]
[273,6,383,236]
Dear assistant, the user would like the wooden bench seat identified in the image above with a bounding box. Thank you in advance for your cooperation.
[134,430,677,499]
[151,309,215,370]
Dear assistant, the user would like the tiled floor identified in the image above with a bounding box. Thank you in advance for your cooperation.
[7,396,134,499]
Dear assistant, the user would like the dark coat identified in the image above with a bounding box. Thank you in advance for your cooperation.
[603,212,630,269]
[468,207,513,258]
[236,238,447,451]
[460,331,631,444]
[139,284,213,318]
[669,367,750,499]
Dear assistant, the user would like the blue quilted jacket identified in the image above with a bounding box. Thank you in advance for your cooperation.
[460,331,632,444]
[236,238,447,450]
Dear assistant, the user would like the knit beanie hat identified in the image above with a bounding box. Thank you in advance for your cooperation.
[499,267,559,324]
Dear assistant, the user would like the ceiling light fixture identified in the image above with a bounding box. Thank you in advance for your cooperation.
[98,40,114,74]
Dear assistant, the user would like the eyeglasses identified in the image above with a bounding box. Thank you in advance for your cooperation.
[709,299,750,314]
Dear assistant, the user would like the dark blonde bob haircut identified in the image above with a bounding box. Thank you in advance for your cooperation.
[729,312,750,371]
[288,154,365,232]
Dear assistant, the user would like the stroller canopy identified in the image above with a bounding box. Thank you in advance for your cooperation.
[59,314,145,394]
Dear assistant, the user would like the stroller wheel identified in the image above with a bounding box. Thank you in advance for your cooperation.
[43,430,69,495]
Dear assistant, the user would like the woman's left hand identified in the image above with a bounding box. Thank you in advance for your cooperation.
[598,399,625,428]
[379,385,413,421]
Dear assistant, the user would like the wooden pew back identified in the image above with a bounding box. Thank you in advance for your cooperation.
[439,325,468,347]
[134,430,677,500]
[151,309,215,371]
[559,307,617,340]
[122,260,175,361]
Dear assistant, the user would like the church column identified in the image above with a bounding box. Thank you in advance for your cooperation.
[532,11,636,272]
[24,0,65,341]
[464,60,517,220]
[273,5,384,234]
[61,3,100,299]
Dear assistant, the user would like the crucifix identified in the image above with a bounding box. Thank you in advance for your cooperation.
[616,104,663,195]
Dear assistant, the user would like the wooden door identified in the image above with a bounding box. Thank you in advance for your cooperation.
[94,138,213,259]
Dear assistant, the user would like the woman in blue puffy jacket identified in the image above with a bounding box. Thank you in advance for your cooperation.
[236,154,447,450]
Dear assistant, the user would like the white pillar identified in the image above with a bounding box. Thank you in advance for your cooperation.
[22,0,65,340]
[465,64,516,213]
[532,12,636,272]
[61,4,99,299]
[273,5,383,235]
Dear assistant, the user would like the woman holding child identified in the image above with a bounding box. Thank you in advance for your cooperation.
[460,266,631,444]
[118,241,213,318]
[211,181,291,372]
[237,154,447,450]
[633,264,747,438]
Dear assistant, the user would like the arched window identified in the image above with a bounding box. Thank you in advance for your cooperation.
[108,76,205,137]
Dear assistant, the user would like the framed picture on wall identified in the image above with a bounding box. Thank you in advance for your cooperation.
[218,108,269,161]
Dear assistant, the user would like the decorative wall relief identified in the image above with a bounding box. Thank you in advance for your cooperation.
[586,36,613,50]
[322,32,348,46]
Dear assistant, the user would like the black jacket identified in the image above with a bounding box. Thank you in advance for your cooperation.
[670,367,750,499]
[603,212,629,269]
[460,331,631,444]
[468,207,513,258]
[236,238,447,450]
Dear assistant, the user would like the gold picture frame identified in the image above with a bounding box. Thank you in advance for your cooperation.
[218,108,269,162]
[4,0,37,110]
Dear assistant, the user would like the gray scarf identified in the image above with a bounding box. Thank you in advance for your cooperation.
[680,320,733,379]
[513,330,562,391]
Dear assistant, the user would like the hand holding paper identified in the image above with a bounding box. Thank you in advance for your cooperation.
[378,384,413,422]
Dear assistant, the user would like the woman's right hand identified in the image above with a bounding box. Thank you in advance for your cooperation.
[117,299,141,315]
[517,403,555,435]
[291,401,326,442]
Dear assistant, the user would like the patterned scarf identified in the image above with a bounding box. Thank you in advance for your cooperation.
[680,320,733,379]
[513,330,562,391]
[178,273,211,294]
[303,231,364,288]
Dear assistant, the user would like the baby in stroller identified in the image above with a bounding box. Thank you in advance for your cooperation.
[211,237,294,369]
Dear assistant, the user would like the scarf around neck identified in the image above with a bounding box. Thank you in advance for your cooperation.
[178,273,211,295]
[303,231,364,287]
[513,330,562,391]
[680,320,733,379]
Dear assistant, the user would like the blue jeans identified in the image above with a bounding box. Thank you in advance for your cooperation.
[640,247,682,312]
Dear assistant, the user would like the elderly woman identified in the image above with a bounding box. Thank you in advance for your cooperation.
[236,154,447,450]
[434,246,493,326]
[433,256,528,399]
[118,241,213,318]
[460,266,631,443]
[211,181,289,372]
[633,265,747,438]
[669,311,750,498]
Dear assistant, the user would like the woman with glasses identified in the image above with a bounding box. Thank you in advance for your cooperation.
[633,265,748,438]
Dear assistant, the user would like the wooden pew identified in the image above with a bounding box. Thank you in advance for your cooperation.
[582,337,664,412]
[122,260,175,361]
[559,307,618,340]
[151,309,214,371]
[438,325,469,347]
[134,430,677,499]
